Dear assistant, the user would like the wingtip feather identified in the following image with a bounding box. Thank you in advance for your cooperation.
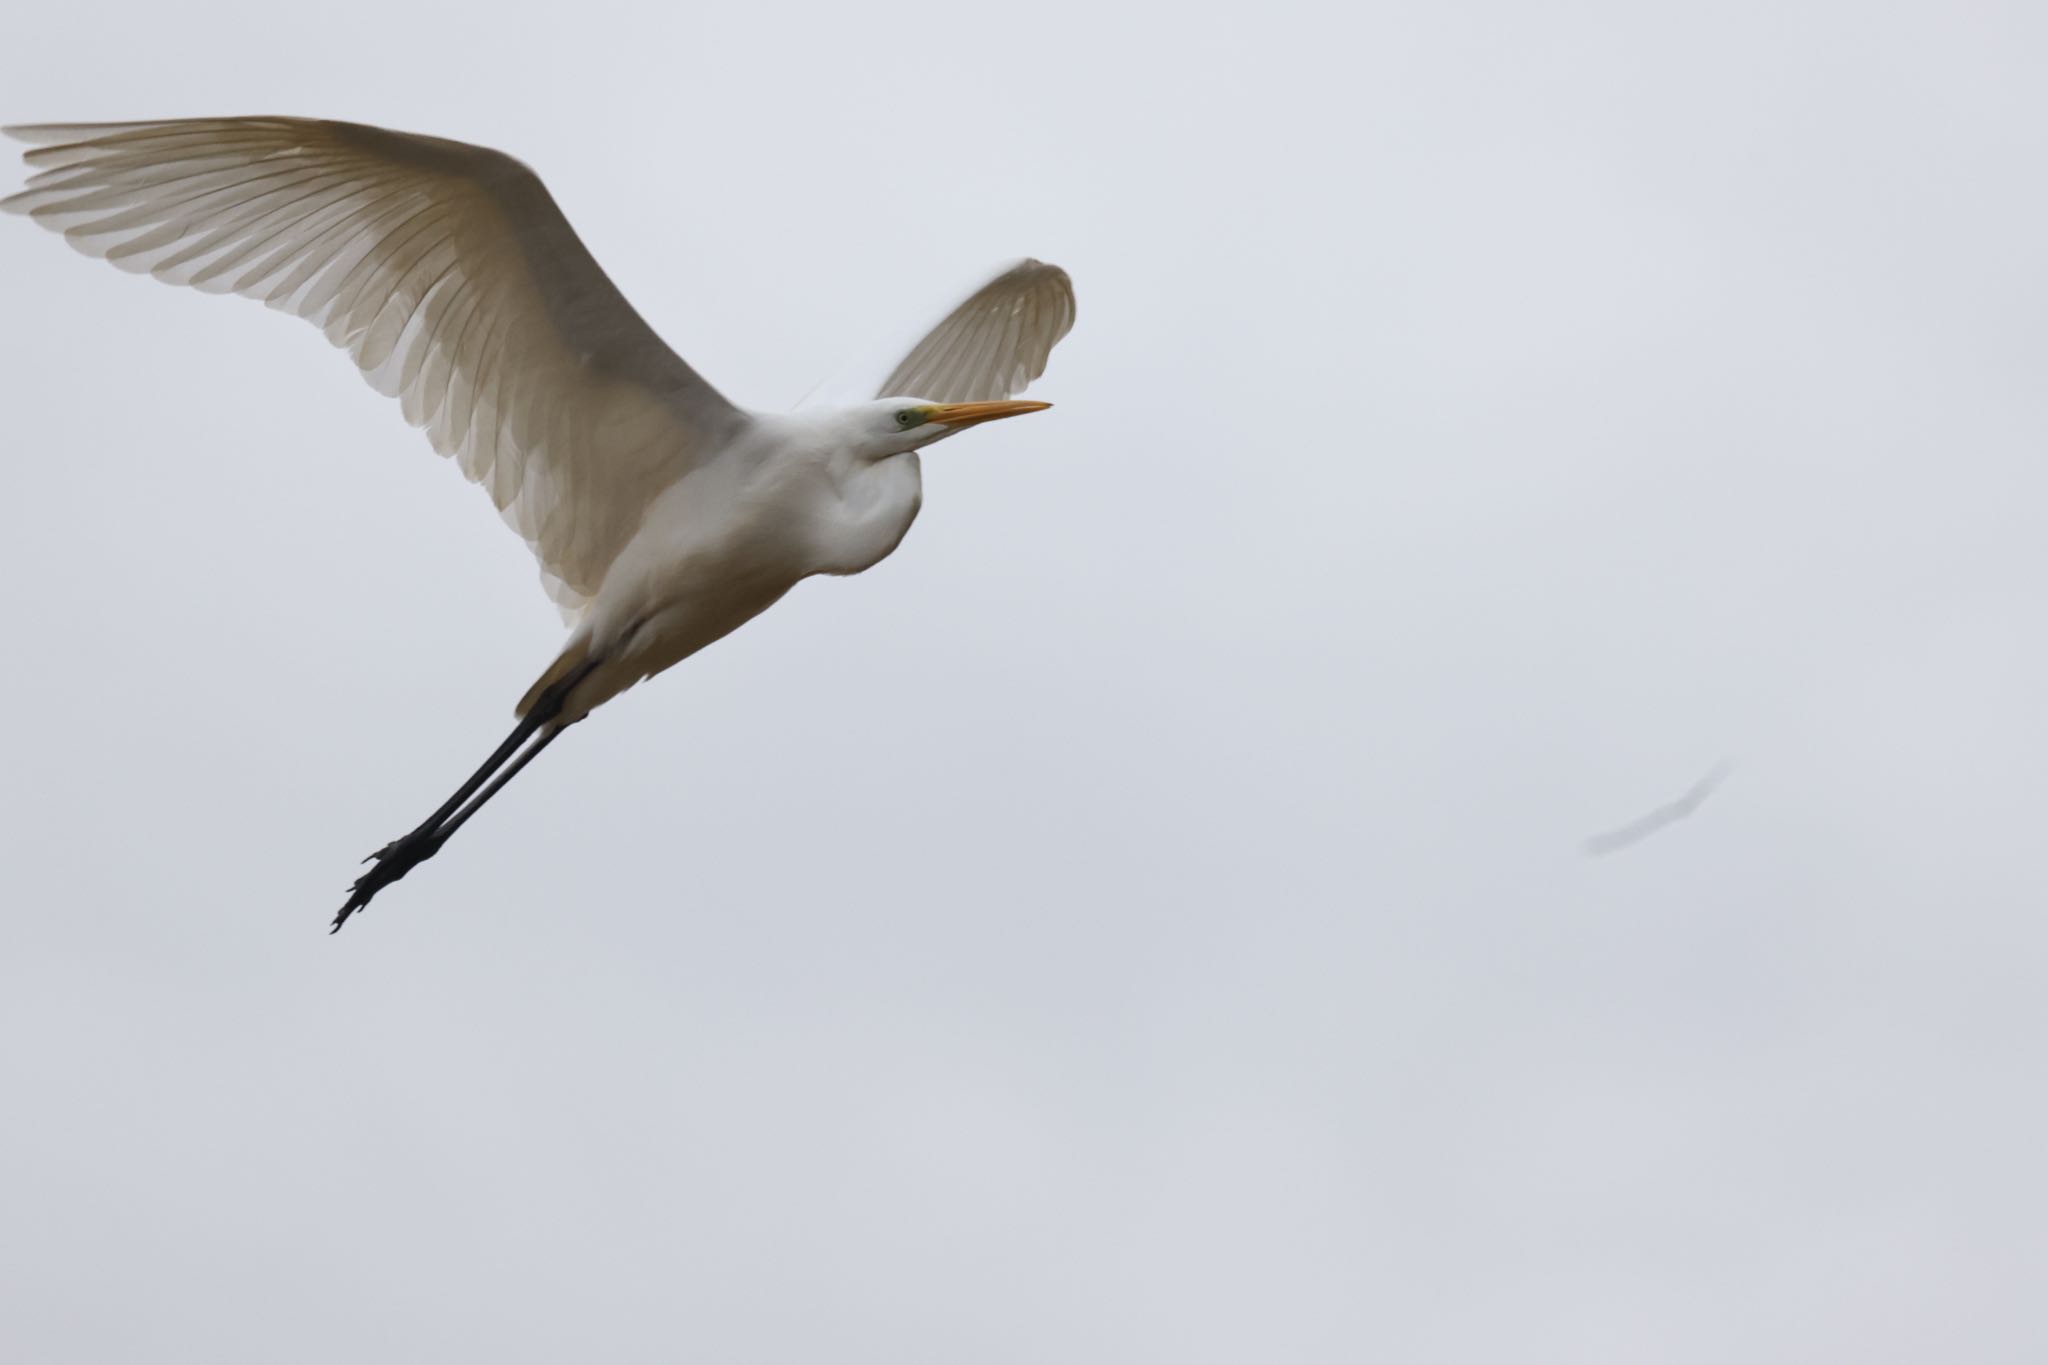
[4,122,127,146]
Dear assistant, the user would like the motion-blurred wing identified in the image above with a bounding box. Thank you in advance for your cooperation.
[875,258,1075,402]
[3,117,746,614]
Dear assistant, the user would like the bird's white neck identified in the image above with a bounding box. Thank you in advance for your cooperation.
[814,450,924,576]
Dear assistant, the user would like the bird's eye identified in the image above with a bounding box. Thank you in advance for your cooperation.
[895,409,918,428]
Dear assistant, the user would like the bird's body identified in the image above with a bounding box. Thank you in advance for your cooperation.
[2,117,1075,928]
[552,406,925,723]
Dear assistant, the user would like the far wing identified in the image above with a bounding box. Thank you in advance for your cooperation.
[876,258,1076,402]
[798,258,1077,409]
[4,117,748,615]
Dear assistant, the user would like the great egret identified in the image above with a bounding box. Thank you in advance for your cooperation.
[2,117,1076,931]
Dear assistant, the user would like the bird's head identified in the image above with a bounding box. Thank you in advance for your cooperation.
[853,397,1052,458]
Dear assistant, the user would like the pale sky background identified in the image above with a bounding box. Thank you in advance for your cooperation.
[3,1,2046,1360]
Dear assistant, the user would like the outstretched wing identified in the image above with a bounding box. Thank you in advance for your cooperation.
[799,257,1075,410]
[876,258,1076,402]
[3,117,746,615]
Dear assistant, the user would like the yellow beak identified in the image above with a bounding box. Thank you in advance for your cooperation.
[928,400,1052,428]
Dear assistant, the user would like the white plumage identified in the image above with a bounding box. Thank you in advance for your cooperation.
[3,116,1076,929]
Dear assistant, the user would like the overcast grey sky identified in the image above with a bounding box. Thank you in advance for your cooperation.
[3,1,2046,1360]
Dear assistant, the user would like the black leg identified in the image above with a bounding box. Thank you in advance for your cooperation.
[330,660,596,933]
[363,711,549,865]
[430,720,573,847]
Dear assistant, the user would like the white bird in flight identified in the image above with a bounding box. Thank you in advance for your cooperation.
[2,117,1076,931]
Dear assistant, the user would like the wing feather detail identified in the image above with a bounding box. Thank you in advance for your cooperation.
[4,116,746,615]
[875,257,1075,403]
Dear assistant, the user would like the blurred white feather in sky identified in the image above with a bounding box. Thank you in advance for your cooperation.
[1584,761,1733,855]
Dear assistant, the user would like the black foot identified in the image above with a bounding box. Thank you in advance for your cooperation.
[330,829,445,933]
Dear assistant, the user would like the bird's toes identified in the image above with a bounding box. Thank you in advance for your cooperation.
[334,831,447,932]
[363,830,435,867]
